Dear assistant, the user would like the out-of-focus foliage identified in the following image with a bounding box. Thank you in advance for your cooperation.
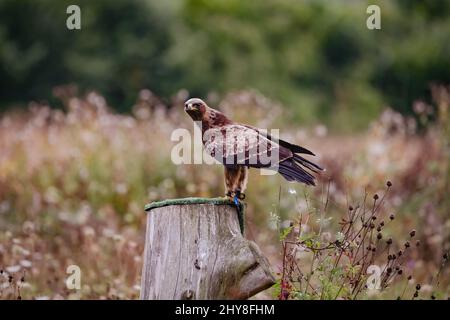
[1,0,450,129]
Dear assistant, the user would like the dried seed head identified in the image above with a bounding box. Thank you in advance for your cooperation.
[398,250,403,256]
[398,269,403,275]
[431,295,436,300]
[349,206,354,211]
[407,275,412,280]
[387,267,392,274]
[404,241,410,248]
[416,284,421,291]
[380,220,385,226]
[443,253,449,261]
[410,229,416,238]
[387,238,393,245]
[389,214,395,220]
[377,233,383,240]
[373,194,379,200]
[413,291,419,298]
[386,181,392,187]
[416,240,421,247]
[388,254,393,260]
[372,216,377,220]
[370,223,375,229]
[377,226,382,232]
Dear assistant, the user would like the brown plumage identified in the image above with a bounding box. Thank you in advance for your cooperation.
[184,98,323,200]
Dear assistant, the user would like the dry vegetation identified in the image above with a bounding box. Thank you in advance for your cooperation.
[0,86,449,299]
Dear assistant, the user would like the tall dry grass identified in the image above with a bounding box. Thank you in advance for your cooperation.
[0,86,448,299]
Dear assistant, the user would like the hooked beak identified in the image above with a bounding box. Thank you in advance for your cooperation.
[184,103,198,112]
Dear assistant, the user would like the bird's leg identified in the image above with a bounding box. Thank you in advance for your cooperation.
[224,166,239,202]
[234,167,248,202]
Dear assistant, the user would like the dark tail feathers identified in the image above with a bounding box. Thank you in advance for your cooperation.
[293,154,323,173]
[278,139,315,156]
[278,154,323,186]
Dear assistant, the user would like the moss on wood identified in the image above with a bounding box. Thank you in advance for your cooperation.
[145,197,245,234]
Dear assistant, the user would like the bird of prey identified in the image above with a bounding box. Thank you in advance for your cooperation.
[184,98,323,203]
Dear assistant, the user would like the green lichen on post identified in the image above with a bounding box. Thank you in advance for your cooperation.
[145,197,245,234]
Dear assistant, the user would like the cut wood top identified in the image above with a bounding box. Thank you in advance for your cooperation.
[144,197,245,234]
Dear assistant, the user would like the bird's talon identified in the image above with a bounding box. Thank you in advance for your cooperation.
[234,190,245,201]
[225,191,235,202]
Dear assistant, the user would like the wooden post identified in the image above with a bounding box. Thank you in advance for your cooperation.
[140,198,275,300]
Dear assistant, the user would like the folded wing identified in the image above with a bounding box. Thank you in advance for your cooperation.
[203,124,323,185]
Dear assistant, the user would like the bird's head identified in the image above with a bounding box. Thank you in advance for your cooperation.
[184,98,208,121]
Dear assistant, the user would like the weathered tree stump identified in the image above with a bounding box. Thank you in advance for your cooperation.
[140,198,275,300]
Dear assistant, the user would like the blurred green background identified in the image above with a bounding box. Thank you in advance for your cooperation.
[1,0,450,130]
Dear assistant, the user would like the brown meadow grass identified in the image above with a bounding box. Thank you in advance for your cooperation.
[0,87,449,299]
